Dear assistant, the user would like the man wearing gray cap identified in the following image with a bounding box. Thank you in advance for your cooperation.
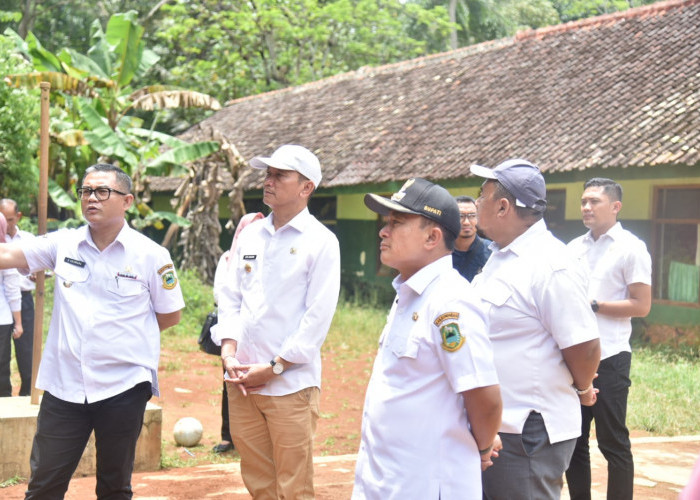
[218,144,341,499]
[353,178,502,499]
[469,159,601,499]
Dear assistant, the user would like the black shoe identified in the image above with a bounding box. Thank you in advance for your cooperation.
[212,442,234,453]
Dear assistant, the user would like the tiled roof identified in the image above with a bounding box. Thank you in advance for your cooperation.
[176,0,700,191]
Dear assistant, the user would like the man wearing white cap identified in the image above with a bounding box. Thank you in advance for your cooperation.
[218,144,341,499]
[470,159,601,499]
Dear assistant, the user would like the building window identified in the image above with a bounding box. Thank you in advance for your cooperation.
[652,186,700,306]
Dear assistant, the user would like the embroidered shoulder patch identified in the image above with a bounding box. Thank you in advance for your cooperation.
[440,323,464,352]
[161,270,177,290]
[434,312,459,326]
[157,263,173,275]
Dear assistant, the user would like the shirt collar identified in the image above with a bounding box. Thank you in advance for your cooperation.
[582,221,623,243]
[393,255,453,296]
[264,207,312,235]
[80,219,131,250]
[492,218,548,256]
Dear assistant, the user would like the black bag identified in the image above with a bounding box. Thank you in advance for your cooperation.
[197,311,221,356]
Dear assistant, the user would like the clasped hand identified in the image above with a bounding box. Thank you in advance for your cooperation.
[224,359,273,396]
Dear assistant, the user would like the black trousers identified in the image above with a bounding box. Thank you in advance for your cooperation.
[0,291,34,397]
[565,351,634,500]
[221,370,232,442]
[25,381,152,500]
[16,291,35,396]
[0,323,13,396]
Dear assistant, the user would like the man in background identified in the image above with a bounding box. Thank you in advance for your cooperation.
[470,159,600,500]
[0,198,35,396]
[452,195,491,281]
[565,178,652,500]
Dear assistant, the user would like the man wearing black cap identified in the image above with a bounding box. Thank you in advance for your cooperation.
[469,160,601,500]
[352,178,502,499]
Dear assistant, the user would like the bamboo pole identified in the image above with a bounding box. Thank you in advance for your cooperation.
[30,82,50,405]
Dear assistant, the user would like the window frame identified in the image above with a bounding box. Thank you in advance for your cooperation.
[650,184,700,308]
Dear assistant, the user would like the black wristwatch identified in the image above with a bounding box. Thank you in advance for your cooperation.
[590,300,599,313]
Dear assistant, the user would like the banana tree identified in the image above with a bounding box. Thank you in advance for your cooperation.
[3,10,222,230]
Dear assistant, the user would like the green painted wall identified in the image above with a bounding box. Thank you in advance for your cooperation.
[647,303,700,326]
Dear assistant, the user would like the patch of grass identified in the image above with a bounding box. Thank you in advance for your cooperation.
[162,360,181,372]
[323,303,387,358]
[0,475,24,488]
[160,442,239,470]
[628,343,700,436]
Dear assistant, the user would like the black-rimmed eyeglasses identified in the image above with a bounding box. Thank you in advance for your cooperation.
[76,187,128,201]
[459,213,477,221]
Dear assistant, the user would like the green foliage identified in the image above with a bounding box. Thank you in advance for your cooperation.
[0,35,39,209]
[551,0,658,22]
[4,10,220,230]
[154,0,453,103]
[0,474,25,487]
[164,268,217,340]
[415,0,560,46]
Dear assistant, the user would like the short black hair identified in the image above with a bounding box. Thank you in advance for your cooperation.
[455,195,476,204]
[82,163,132,193]
[420,217,457,251]
[584,178,622,202]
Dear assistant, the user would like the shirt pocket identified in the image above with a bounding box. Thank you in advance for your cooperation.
[480,280,512,309]
[386,325,421,360]
[54,261,90,288]
[106,276,146,297]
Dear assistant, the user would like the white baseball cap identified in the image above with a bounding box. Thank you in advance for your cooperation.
[249,145,322,188]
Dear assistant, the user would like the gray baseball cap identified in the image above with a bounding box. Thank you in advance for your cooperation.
[364,178,461,237]
[470,159,547,213]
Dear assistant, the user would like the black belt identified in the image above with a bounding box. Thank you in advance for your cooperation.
[21,290,33,295]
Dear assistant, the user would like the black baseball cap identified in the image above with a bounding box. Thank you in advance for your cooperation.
[364,178,461,237]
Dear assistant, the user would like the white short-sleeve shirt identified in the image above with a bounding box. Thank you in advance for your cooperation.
[217,208,341,396]
[568,222,652,360]
[21,222,185,403]
[7,229,36,292]
[0,268,21,324]
[472,220,599,443]
[353,256,498,499]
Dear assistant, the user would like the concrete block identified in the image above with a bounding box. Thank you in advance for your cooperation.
[0,396,162,482]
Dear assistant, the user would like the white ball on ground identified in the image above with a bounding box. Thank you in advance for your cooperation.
[173,417,203,447]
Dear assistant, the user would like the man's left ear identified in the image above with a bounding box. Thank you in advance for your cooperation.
[612,200,622,214]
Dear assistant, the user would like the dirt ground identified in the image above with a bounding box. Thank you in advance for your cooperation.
[4,347,699,499]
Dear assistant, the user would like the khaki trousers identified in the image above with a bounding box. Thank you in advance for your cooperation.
[228,386,320,499]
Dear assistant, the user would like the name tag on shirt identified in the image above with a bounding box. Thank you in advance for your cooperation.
[243,255,257,260]
[64,257,86,268]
